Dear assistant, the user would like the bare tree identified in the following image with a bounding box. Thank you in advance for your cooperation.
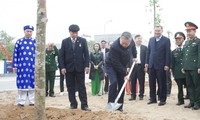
[34,0,47,120]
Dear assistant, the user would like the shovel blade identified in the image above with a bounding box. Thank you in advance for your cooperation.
[106,102,122,112]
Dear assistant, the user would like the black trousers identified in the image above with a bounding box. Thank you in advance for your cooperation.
[175,78,185,103]
[149,68,167,102]
[59,68,65,92]
[66,70,88,108]
[104,76,109,92]
[107,65,125,109]
[130,64,145,98]
[166,71,172,95]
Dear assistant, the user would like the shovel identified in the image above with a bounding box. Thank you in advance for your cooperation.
[106,61,135,112]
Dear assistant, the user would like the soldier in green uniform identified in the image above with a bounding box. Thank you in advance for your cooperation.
[182,22,200,110]
[172,32,186,105]
[45,43,59,97]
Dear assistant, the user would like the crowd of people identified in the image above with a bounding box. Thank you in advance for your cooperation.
[12,21,200,112]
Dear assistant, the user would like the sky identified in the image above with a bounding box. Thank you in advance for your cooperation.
[0,0,200,49]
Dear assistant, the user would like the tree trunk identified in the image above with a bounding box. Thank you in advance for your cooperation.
[34,0,47,120]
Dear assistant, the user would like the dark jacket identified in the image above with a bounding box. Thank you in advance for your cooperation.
[183,38,200,70]
[172,48,185,79]
[60,36,89,72]
[137,45,148,69]
[89,51,104,80]
[146,36,171,70]
[106,38,136,75]
[45,46,59,72]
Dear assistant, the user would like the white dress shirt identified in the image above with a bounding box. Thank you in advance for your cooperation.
[136,45,141,64]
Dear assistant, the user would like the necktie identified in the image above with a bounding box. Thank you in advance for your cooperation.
[72,39,75,50]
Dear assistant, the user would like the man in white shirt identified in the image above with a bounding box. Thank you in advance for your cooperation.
[101,40,110,94]
[129,35,147,101]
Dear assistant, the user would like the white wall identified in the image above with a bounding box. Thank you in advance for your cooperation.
[0,61,4,74]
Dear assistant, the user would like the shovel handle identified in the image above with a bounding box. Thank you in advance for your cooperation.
[114,61,135,103]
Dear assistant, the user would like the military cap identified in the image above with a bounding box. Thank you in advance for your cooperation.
[23,25,34,31]
[174,32,186,40]
[69,24,80,32]
[184,22,198,30]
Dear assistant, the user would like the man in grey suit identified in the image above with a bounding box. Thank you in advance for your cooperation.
[129,35,147,101]
[146,25,171,106]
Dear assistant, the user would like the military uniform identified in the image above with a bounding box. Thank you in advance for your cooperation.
[172,32,186,105]
[45,46,59,97]
[183,22,200,110]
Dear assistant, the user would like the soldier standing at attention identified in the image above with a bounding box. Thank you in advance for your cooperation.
[172,32,186,105]
[183,22,200,110]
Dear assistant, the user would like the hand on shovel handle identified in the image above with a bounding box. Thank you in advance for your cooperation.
[124,75,130,81]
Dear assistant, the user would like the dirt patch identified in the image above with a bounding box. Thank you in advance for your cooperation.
[0,79,200,120]
[0,104,133,120]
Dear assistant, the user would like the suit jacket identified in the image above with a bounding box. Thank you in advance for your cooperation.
[60,36,89,72]
[89,51,104,80]
[137,45,147,69]
[183,38,200,70]
[105,48,110,53]
[146,36,171,70]
[171,48,185,79]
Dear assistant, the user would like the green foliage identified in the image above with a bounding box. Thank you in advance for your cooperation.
[147,0,162,28]
[149,0,158,7]
[0,30,15,60]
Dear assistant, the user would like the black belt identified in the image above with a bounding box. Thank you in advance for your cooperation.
[135,63,141,66]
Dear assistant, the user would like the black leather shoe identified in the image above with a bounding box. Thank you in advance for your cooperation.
[81,107,91,111]
[129,97,136,101]
[70,106,77,109]
[17,104,24,107]
[49,94,56,97]
[147,101,157,104]
[184,103,194,108]
[29,104,34,106]
[139,97,144,100]
[117,109,123,112]
[158,102,166,106]
[176,102,184,106]
[192,105,200,110]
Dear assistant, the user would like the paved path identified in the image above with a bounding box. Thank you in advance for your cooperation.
[0,74,90,91]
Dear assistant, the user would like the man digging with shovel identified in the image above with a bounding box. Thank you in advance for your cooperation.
[105,31,137,112]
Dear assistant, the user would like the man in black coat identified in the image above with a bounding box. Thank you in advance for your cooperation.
[129,35,147,101]
[101,40,110,94]
[146,25,171,106]
[106,31,136,111]
[60,24,91,111]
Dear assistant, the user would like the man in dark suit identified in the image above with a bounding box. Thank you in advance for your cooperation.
[106,31,136,111]
[60,24,91,111]
[146,25,171,106]
[101,40,110,94]
[129,35,147,101]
